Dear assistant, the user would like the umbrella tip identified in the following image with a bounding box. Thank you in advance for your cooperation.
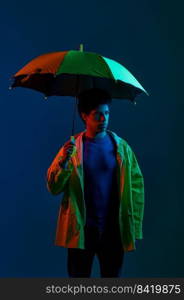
[9,86,12,90]
[79,44,83,52]
[44,95,48,100]
[143,88,149,96]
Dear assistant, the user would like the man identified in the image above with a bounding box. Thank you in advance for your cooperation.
[46,88,144,278]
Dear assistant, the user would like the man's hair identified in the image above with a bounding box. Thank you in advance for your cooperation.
[77,88,112,124]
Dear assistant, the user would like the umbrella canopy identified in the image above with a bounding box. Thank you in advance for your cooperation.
[10,45,148,101]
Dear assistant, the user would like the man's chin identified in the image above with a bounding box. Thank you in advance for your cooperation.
[97,127,106,132]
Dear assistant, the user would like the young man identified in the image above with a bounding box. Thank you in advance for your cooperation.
[46,88,144,278]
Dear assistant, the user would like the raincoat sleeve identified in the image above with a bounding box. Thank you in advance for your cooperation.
[129,147,145,240]
[46,145,74,195]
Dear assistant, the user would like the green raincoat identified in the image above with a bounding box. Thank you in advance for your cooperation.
[46,130,144,252]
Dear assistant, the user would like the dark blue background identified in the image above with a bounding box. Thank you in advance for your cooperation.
[0,0,183,277]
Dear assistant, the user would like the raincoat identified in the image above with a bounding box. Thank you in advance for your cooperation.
[46,130,144,252]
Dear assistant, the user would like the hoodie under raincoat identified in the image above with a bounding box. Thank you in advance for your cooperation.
[46,130,144,252]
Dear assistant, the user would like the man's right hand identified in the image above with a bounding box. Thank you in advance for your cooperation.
[59,137,76,168]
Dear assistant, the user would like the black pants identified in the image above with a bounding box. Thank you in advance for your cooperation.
[67,223,124,278]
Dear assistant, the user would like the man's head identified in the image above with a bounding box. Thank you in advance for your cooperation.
[77,88,112,134]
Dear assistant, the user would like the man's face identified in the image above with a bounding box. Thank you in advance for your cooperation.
[82,104,110,133]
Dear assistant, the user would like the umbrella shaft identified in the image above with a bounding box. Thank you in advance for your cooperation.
[72,97,78,136]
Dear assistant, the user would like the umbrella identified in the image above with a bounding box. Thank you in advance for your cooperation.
[10,44,148,136]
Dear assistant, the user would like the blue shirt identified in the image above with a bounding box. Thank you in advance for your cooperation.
[83,132,119,232]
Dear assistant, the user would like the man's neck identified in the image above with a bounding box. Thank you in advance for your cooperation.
[85,130,107,139]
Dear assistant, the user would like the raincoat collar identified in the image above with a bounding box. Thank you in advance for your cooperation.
[74,129,124,161]
[75,129,123,150]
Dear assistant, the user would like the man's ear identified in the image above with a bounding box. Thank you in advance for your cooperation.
[81,112,86,122]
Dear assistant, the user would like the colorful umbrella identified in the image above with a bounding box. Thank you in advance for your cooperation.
[10,44,148,100]
[10,44,148,135]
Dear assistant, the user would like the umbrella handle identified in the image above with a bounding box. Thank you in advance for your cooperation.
[70,135,77,157]
[70,136,75,144]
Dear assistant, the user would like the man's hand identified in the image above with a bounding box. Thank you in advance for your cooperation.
[59,136,76,168]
